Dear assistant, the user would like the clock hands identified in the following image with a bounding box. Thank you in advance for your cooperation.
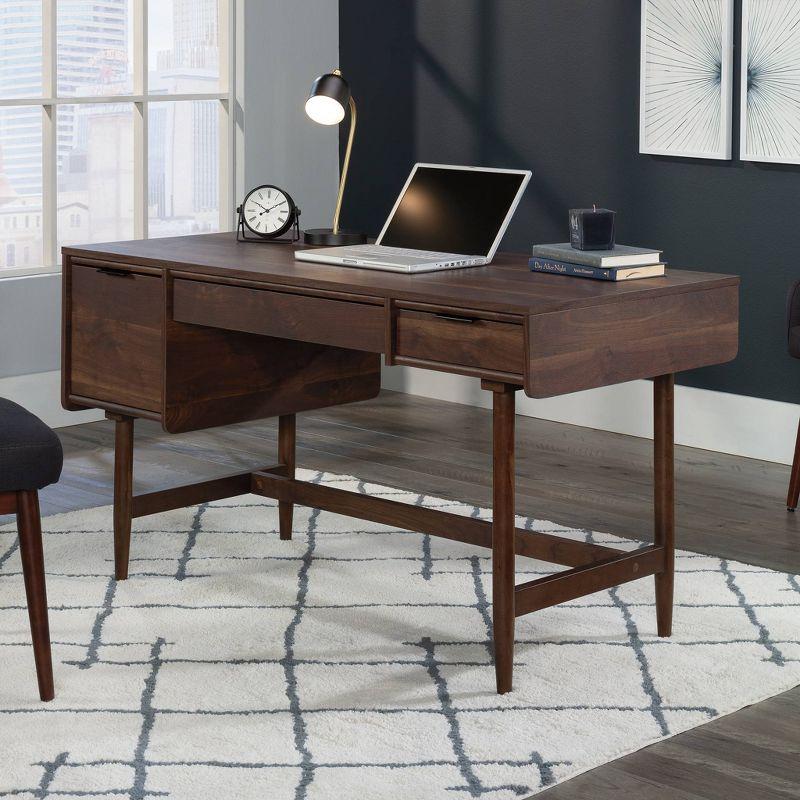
[251,200,287,216]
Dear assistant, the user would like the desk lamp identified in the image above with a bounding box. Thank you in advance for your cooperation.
[303,69,367,246]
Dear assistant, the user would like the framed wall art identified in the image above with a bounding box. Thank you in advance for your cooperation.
[640,0,734,160]
[740,0,800,165]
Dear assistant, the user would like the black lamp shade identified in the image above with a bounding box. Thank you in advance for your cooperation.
[305,72,351,125]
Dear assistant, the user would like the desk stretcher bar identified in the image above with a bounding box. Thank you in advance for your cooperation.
[249,471,668,611]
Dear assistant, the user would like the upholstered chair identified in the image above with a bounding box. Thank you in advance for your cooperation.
[0,398,62,700]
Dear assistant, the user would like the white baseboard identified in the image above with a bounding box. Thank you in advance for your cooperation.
[0,370,104,429]
[4,366,795,465]
[382,365,799,466]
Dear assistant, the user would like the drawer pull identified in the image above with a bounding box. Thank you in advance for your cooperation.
[435,312,477,324]
[97,267,133,278]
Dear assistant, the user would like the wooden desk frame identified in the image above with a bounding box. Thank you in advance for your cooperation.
[104,377,673,695]
[61,235,737,694]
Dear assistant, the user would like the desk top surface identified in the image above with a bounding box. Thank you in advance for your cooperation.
[64,232,739,315]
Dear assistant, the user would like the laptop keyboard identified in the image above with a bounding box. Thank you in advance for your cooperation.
[342,244,485,267]
[347,245,474,261]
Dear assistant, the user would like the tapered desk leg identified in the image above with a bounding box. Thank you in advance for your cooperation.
[278,414,296,541]
[17,490,54,702]
[654,374,675,637]
[111,415,134,581]
[487,382,517,694]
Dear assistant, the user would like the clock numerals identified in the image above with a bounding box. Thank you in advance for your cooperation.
[241,186,294,239]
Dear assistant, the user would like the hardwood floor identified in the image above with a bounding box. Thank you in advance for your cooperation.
[3,390,799,798]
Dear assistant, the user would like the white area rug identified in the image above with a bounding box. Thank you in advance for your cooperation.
[1,468,799,799]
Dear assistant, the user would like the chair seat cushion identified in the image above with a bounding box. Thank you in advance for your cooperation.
[0,398,63,492]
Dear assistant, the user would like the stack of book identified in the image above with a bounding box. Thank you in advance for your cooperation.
[529,243,665,281]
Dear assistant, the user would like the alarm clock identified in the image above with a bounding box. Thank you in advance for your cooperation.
[236,185,301,242]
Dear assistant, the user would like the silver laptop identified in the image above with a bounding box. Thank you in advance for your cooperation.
[294,163,532,273]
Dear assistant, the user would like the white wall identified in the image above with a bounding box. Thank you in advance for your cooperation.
[382,366,799,466]
[0,274,61,380]
[242,0,340,230]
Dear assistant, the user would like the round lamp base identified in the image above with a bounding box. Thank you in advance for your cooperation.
[303,228,368,246]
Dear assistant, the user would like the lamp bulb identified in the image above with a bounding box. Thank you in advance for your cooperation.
[305,95,345,125]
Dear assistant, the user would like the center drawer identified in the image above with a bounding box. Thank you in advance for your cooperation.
[394,306,525,377]
[172,279,385,353]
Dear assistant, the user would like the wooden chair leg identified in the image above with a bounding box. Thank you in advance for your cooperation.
[654,374,675,638]
[278,414,296,540]
[111,415,134,580]
[489,383,517,694]
[16,490,54,702]
[787,416,800,511]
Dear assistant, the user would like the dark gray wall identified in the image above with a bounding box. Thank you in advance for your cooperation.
[339,0,799,403]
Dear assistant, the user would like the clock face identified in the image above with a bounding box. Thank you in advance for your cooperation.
[242,185,293,237]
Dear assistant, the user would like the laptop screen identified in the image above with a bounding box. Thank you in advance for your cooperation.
[378,166,528,256]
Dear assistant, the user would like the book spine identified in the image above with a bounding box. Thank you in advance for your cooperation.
[528,258,616,280]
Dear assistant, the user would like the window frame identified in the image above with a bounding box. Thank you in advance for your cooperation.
[0,0,235,279]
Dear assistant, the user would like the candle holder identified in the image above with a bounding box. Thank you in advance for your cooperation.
[570,206,616,250]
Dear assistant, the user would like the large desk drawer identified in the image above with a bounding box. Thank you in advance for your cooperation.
[394,306,525,378]
[69,261,164,412]
[173,279,385,353]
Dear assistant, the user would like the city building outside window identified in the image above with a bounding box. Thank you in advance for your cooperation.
[0,0,235,278]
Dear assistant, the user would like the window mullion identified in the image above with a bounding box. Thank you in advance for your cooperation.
[133,0,148,240]
[218,0,234,231]
[42,0,57,267]
[233,0,245,223]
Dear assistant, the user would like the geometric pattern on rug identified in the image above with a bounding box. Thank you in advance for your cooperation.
[1,468,799,800]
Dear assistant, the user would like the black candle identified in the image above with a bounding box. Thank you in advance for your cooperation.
[569,205,616,250]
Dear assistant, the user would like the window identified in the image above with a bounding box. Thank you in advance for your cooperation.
[0,0,234,278]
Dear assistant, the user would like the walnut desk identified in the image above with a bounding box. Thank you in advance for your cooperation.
[61,232,739,694]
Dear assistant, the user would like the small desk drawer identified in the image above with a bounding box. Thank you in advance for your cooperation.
[394,307,524,377]
[69,261,164,412]
[173,279,385,353]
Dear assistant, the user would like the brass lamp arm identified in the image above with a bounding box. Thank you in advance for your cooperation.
[332,95,356,236]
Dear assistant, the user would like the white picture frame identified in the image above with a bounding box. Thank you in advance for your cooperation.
[639,0,734,160]
[740,0,800,165]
